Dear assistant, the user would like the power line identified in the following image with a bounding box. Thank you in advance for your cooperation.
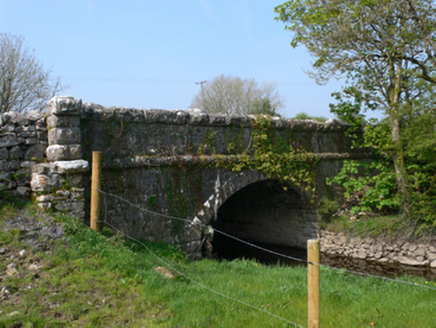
[59,76,341,86]
[60,76,198,84]
[97,188,436,291]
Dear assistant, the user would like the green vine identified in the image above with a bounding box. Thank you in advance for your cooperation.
[208,116,318,194]
[250,116,317,193]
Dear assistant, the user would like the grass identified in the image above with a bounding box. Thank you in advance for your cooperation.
[322,214,413,239]
[1,203,435,327]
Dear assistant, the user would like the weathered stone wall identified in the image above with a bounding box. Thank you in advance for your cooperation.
[0,111,47,199]
[321,230,436,268]
[26,96,371,259]
[79,103,363,160]
[74,99,369,258]
[30,97,88,219]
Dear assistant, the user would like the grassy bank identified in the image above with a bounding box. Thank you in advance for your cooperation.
[1,205,435,327]
[321,214,413,238]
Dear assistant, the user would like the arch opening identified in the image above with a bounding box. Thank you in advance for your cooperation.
[210,179,317,264]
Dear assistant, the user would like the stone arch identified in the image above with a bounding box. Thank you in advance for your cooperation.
[187,169,317,259]
[193,169,268,227]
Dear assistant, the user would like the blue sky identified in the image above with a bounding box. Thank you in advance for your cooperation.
[0,0,346,118]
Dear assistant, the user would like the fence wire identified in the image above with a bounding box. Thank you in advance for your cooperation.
[100,219,304,328]
[96,188,436,292]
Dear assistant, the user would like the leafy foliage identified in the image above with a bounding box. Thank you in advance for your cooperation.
[276,0,436,229]
[250,116,317,192]
[327,160,401,214]
[214,116,318,194]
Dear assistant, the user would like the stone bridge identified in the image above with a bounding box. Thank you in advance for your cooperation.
[2,96,370,259]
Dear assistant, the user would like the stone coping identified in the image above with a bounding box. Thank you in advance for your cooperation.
[80,102,350,131]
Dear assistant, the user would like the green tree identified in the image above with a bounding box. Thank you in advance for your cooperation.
[0,33,64,113]
[276,0,436,219]
[190,74,284,115]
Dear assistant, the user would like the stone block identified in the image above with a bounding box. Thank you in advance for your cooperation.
[118,109,146,123]
[17,126,36,137]
[24,143,46,160]
[36,123,47,131]
[1,112,16,124]
[47,96,82,116]
[66,173,83,187]
[208,115,227,126]
[175,111,189,125]
[31,163,53,175]
[16,125,35,133]
[9,146,23,159]
[30,173,62,192]
[46,144,82,161]
[54,160,89,174]
[69,144,82,159]
[4,160,20,171]
[36,130,48,141]
[13,113,29,125]
[24,138,37,145]
[414,247,426,257]
[48,127,81,145]
[188,112,210,125]
[26,110,45,122]
[396,256,427,266]
[0,148,8,160]
[0,135,24,148]
[1,124,15,133]
[47,115,80,128]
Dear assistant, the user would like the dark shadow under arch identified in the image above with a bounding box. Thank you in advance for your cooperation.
[210,179,317,263]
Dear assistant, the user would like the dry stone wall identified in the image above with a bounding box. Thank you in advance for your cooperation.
[321,230,436,268]
[31,96,89,219]
[0,111,47,199]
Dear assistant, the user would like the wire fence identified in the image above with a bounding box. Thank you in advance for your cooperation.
[101,219,304,328]
[97,188,436,292]
[92,186,436,327]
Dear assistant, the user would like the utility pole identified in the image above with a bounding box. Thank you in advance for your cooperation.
[195,80,207,93]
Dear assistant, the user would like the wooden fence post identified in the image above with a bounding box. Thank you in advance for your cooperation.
[90,151,102,230]
[308,239,320,328]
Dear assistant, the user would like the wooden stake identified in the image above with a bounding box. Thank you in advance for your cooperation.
[308,239,320,328]
[90,151,103,230]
